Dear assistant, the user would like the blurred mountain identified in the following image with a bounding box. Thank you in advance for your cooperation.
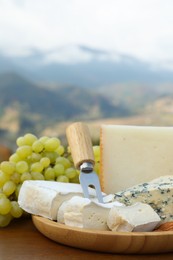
[98,82,173,113]
[0,70,172,131]
[0,72,130,136]
[1,45,173,148]
[1,45,173,88]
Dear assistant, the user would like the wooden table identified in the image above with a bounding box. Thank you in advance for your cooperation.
[1,217,173,260]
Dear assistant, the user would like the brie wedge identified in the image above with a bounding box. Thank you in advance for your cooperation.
[57,196,123,230]
[18,180,100,220]
[107,202,161,232]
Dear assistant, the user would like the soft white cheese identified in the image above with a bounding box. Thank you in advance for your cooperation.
[57,196,123,230]
[100,125,173,193]
[18,180,101,220]
[107,202,161,232]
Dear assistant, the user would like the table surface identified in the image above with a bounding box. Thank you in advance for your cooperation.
[1,217,173,260]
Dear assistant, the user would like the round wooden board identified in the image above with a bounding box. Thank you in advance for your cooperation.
[32,215,173,254]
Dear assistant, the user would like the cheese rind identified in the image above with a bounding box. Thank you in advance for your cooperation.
[107,202,161,232]
[100,125,173,193]
[114,175,173,223]
[57,196,123,230]
[18,180,100,220]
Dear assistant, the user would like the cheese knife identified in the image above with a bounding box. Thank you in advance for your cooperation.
[66,122,103,203]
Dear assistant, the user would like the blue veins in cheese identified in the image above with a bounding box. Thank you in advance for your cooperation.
[107,202,161,232]
[18,180,102,220]
[57,196,123,230]
[114,175,173,223]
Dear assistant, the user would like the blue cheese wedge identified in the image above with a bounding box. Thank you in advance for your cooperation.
[107,202,161,232]
[57,196,123,230]
[18,180,101,220]
[114,175,173,223]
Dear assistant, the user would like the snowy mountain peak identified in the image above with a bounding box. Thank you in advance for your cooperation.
[42,44,121,64]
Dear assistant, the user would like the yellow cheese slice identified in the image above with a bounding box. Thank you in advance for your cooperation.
[100,125,173,194]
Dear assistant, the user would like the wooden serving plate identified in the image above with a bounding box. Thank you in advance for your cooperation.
[32,215,173,254]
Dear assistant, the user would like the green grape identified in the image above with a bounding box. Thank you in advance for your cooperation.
[24,133,37,145]
[16,146,32,159]
[44,137,60,151]
[70,174,80,184]
[0,197,12,214]
[93,145,100,163]
[9,153,20,163]
[39,136,49,144]
[67,146,71,153]
[3,181,16,197]
[10,201,23,218]
[44,167,55,180]
[65,168,77,179]
[16,136,25,146]
[67,154,73,163]
[15,184,22,199]
[32,140,44,153]
[56,175,69,183]
[0,213,12,227]
[16,161,29,174]
[56,157,71,169]
[94,162,100,175]
[54,163,65,177]
[42,151,58,163]
[28,153,42,162]
[0,161,15,175]
[55,145,65,156]
[20,172,32,182]
[10,172,21,184]
[31,172,44,180]
[30,162,43,172]
[0,193,6,199]
[0,171,10,187]
[40,157,50,168]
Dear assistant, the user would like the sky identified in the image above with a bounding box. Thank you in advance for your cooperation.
[0,0,173,69]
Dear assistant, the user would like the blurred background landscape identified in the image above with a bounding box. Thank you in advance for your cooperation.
[0,0,173,152]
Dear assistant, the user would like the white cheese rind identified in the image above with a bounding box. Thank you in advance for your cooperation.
[57,196,123,230]
[107,202,161,232]
[18,180,100,220]
[100,125,173,193]
[114,175,173,223]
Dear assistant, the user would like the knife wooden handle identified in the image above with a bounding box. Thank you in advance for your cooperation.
[66,122,95,169]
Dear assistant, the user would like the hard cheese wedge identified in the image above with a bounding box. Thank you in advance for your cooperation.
[107,202,161,232]
[57,196,123,230]
[18,180,99,220]
[100,125,173,193]
[114,175,173,223]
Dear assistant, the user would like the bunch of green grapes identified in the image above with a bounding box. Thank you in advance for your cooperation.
[0,133,100,227]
